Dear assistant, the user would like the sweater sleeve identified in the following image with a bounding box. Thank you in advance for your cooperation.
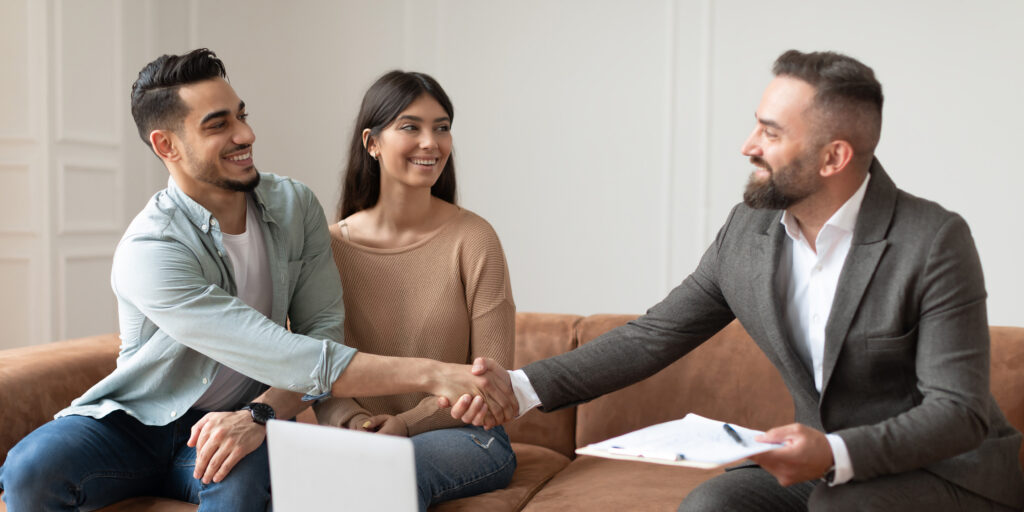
[314,396,371,429]
[399,216,516,436]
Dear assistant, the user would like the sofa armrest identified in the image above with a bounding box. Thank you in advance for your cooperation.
[0,334,120,464]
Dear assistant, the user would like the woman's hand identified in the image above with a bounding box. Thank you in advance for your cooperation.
[359,414,409,437]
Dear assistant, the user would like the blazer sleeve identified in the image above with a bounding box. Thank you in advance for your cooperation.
[836,213,992,479]
[522,205,741,412]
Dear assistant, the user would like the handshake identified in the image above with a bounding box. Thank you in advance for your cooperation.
[435,357,521,429]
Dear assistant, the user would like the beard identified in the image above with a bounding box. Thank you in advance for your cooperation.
[742,154,819,210]
[185,144,260,192]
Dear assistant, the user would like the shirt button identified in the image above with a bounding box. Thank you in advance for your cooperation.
[812,314,820,323]
[815,265,823,272]
[201,224,208,231]
[202,378,209,384]
[217,250,224,257]
[211,219,218,226]
[170,410,177,417]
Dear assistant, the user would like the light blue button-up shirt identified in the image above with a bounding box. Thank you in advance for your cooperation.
[59,172,356,425]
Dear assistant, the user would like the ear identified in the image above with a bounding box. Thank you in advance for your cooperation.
[819,140,854,178]
[149,130,181,163]
[361,128,378,158]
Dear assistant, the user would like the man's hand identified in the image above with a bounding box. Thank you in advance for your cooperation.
[187,411,266,484]
[749,423,833,486]
[436,357,518,428]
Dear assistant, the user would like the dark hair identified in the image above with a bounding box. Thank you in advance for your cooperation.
[338,71,457,220]
[772,50,883,158]
[130,48,228,148]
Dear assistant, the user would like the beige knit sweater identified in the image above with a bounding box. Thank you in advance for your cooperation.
[314,208,515,436]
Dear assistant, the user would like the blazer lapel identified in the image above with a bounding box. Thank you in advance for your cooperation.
[820,159,896,396]
[752,213,817,394]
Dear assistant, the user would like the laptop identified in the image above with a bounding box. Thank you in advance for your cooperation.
[267,419,418,511]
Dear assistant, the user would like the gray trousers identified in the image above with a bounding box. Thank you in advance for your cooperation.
[678,466,1017,512]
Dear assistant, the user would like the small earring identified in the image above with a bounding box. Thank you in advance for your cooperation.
[369,151,378,160]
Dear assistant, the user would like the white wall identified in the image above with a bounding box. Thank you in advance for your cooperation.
[2,0,1021,348]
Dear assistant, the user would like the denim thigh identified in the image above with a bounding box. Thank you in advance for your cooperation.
[0,411,181,511]
[163,436,271,512]
[412,425,516,512]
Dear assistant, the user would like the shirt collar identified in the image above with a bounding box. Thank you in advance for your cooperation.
[165,174,274,232]
[780,172,871,243]
[166,177,214,231]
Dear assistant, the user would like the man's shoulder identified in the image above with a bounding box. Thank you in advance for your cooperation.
[892,187,962,227]
[255,171,315,200]
[122,188,181,241]
[718,201,782,238]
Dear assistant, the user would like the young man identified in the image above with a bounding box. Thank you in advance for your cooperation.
[455,50,1024,511]
[0,49,510,511]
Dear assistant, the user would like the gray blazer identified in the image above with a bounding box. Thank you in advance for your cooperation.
[523,160,1024,508]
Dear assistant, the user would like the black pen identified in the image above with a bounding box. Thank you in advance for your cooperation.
[722,423,746,446]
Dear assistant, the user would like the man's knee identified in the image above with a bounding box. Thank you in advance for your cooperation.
[808,482,902,512]
[1,436,77,508]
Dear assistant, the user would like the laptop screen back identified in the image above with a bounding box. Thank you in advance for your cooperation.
[267,419,417,511]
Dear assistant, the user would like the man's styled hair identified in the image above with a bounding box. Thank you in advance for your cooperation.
[130,48,228,148]
[772,50,883,159]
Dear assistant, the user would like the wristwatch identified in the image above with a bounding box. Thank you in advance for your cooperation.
[241,402,276,425]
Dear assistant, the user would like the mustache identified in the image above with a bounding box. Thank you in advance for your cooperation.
[749,156,772,172]
[221,144,252,157]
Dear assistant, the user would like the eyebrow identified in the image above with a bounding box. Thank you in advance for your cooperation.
[397,114,451,123]
[200,101,246,125]
[755,113,783,131]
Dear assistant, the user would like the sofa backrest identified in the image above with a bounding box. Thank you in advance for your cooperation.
[572,316,794,450]
[504,313,582,459]
[990,326,1024,465]
[0,334,121,464]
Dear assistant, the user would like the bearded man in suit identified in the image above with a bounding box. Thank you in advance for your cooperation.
[451,49,1024,511]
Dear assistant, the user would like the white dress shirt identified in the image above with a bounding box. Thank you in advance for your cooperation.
[509,173,872,486]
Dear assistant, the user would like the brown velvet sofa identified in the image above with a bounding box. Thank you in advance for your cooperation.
[2,313,1023,511]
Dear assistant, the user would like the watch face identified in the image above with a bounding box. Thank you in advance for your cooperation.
[246,402,275,425]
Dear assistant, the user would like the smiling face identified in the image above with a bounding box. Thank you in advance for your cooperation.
[173,78,258,194]
[740,76,824,210]
[367,93,452,193]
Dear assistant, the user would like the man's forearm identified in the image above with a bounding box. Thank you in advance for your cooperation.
[251,387,310,420]
[330,353,438,397]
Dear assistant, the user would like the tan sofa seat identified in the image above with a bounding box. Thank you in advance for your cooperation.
[3,315,1023,511]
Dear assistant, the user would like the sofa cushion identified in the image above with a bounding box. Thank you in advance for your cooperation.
[521,455,716,511]
[573,316,794,450]
[504,313,582,460]
[989,326,1024,466]
[432,442,570,512]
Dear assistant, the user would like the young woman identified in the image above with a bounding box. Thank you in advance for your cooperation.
[314,71,516,510]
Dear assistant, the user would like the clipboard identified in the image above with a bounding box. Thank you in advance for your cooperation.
[574,413,781,469]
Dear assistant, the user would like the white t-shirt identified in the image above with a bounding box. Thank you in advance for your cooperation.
[193,196,273,411]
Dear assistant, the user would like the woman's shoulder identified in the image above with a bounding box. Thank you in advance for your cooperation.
[449,207,501,242]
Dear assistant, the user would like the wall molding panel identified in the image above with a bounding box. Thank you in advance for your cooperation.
[0,163,37,234]
[53,0,122,147]
[0,257,34,349]
[57,158,122,235]
[57,249,117,341]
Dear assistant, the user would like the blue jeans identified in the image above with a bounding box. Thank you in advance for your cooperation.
[0,410,270,511]
[413,425,516,511]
